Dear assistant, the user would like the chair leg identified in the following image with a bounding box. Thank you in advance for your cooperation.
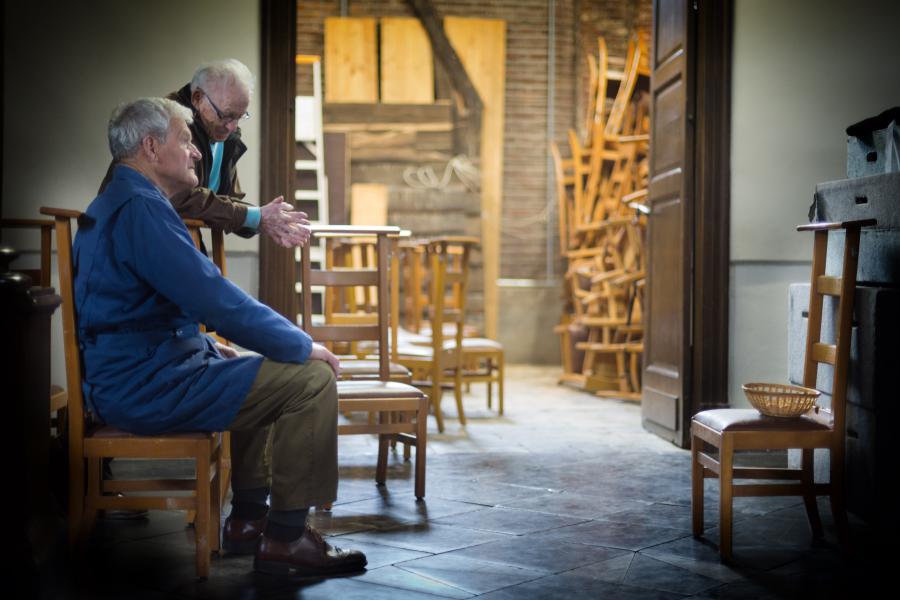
[69,453,85,548]
[82,457,101,548]
[219,431,232,511]
[415,397,427,499]
[376,413,390,486]
[486,361,493,410]
[195,446,211,579]
[829,450,851,550]
[454,365,467,427]
[719,435,734,561]
[497,353,504,416]
[691,432,704,536]
[211,439,222,553]
[431,382,445,433]
[801,448,823,539]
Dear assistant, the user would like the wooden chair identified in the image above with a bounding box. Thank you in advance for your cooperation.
[182,219,233,519]
[299,224,428,499]
[41,207,223,578]
[690,218,876,560]
[317,232,413,383]
[397,237,504,428]
[1,218,68,417]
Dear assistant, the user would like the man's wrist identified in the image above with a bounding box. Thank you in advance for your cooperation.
[242,206,261,231]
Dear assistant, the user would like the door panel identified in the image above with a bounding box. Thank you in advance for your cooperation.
[642,0,694,446]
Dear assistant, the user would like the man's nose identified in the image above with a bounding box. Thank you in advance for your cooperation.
[190,143,201,159]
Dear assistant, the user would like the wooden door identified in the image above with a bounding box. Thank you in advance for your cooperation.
[642,0,695,446]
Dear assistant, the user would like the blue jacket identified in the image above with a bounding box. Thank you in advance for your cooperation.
[73,165,312,435]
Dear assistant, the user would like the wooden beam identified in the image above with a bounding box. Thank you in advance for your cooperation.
[406,0,482,157]
[445,17,506,340]
[324,101,452,125]
[259,0,297,322]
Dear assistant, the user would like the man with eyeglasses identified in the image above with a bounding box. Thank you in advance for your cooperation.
[101,59,309,248]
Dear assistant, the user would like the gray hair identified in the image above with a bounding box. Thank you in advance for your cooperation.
[190,58,255,95]
[107,98,193,160]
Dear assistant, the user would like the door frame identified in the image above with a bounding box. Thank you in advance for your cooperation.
[259,0,298,321]
[690,0,732,423]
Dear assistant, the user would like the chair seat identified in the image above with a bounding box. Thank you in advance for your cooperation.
[90,426,218,440]
[339,360,411,379]
[336,380,426,399]
[692,409,830,433]
[459,337,503,352]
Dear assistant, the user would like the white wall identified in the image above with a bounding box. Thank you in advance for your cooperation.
[3,0,261,385]
[729,0,900,405]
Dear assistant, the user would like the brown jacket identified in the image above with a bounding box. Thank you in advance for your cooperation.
[99,84,254,236]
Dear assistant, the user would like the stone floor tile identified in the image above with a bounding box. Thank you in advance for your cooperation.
[339,495,484,527]
[354,565,475,598]
[449,534,630,573]
[536,519,689,552]
[430,506,589,535]
[477,571,687,600]
[568,553,722,596]
[395,552,546,595]
[338,522,510,554]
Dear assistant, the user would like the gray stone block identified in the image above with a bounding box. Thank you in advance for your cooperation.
[847,128,895,178]
[812,172,900,284]
[788,283,899,410]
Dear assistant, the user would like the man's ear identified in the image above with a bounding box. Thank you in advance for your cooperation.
[140,135,159,162]
[190,88,204,111]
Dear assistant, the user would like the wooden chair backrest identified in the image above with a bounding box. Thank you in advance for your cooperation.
[798,219,875,436]
[423,237,479,351]
[0,218,54,287]
[300,225,401,380]
[39,208,88,470]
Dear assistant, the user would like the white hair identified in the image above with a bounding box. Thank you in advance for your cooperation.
[107,97,193,160]
[189,58,255,95]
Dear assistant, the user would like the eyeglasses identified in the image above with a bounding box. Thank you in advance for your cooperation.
[199,88,250,124]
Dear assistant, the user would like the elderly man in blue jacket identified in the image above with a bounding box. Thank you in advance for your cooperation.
[73,97,365,577]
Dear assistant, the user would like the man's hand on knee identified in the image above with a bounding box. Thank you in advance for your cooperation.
[309,343,340,377]
[216,342,240,359]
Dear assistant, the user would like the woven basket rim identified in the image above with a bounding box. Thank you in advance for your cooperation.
[742,382,821,398]
[742,382,819,417]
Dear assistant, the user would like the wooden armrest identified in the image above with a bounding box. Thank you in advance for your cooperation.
[1,218,54,228]
[311,224,401,236]
[797,219,877,232]
[40,207,83,218]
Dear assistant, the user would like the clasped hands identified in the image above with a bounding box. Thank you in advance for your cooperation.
[216,341,340,377]
[259,196,311,248]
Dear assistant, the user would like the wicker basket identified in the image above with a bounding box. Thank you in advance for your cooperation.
[742,383,820,418]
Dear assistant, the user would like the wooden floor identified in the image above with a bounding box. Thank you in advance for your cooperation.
[40,365,887,599]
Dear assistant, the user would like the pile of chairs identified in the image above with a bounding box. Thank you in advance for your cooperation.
[552,33,650,401]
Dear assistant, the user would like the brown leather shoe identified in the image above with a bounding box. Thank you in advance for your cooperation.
[254,525,367,577]
[223,515,266,555]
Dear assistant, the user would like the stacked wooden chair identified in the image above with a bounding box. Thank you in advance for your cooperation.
[552,33,650,400]
[298,224,428,499]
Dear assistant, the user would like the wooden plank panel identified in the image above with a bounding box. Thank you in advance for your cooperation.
[444,17,506,338]
[324,17,377,103]
[381,17,434,104]
[324,101,452,125]
[351,183,389,226]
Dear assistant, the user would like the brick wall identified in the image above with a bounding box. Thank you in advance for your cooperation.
[296,0,649,282]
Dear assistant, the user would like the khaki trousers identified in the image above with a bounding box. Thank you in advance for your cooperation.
[227,358,338,510]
